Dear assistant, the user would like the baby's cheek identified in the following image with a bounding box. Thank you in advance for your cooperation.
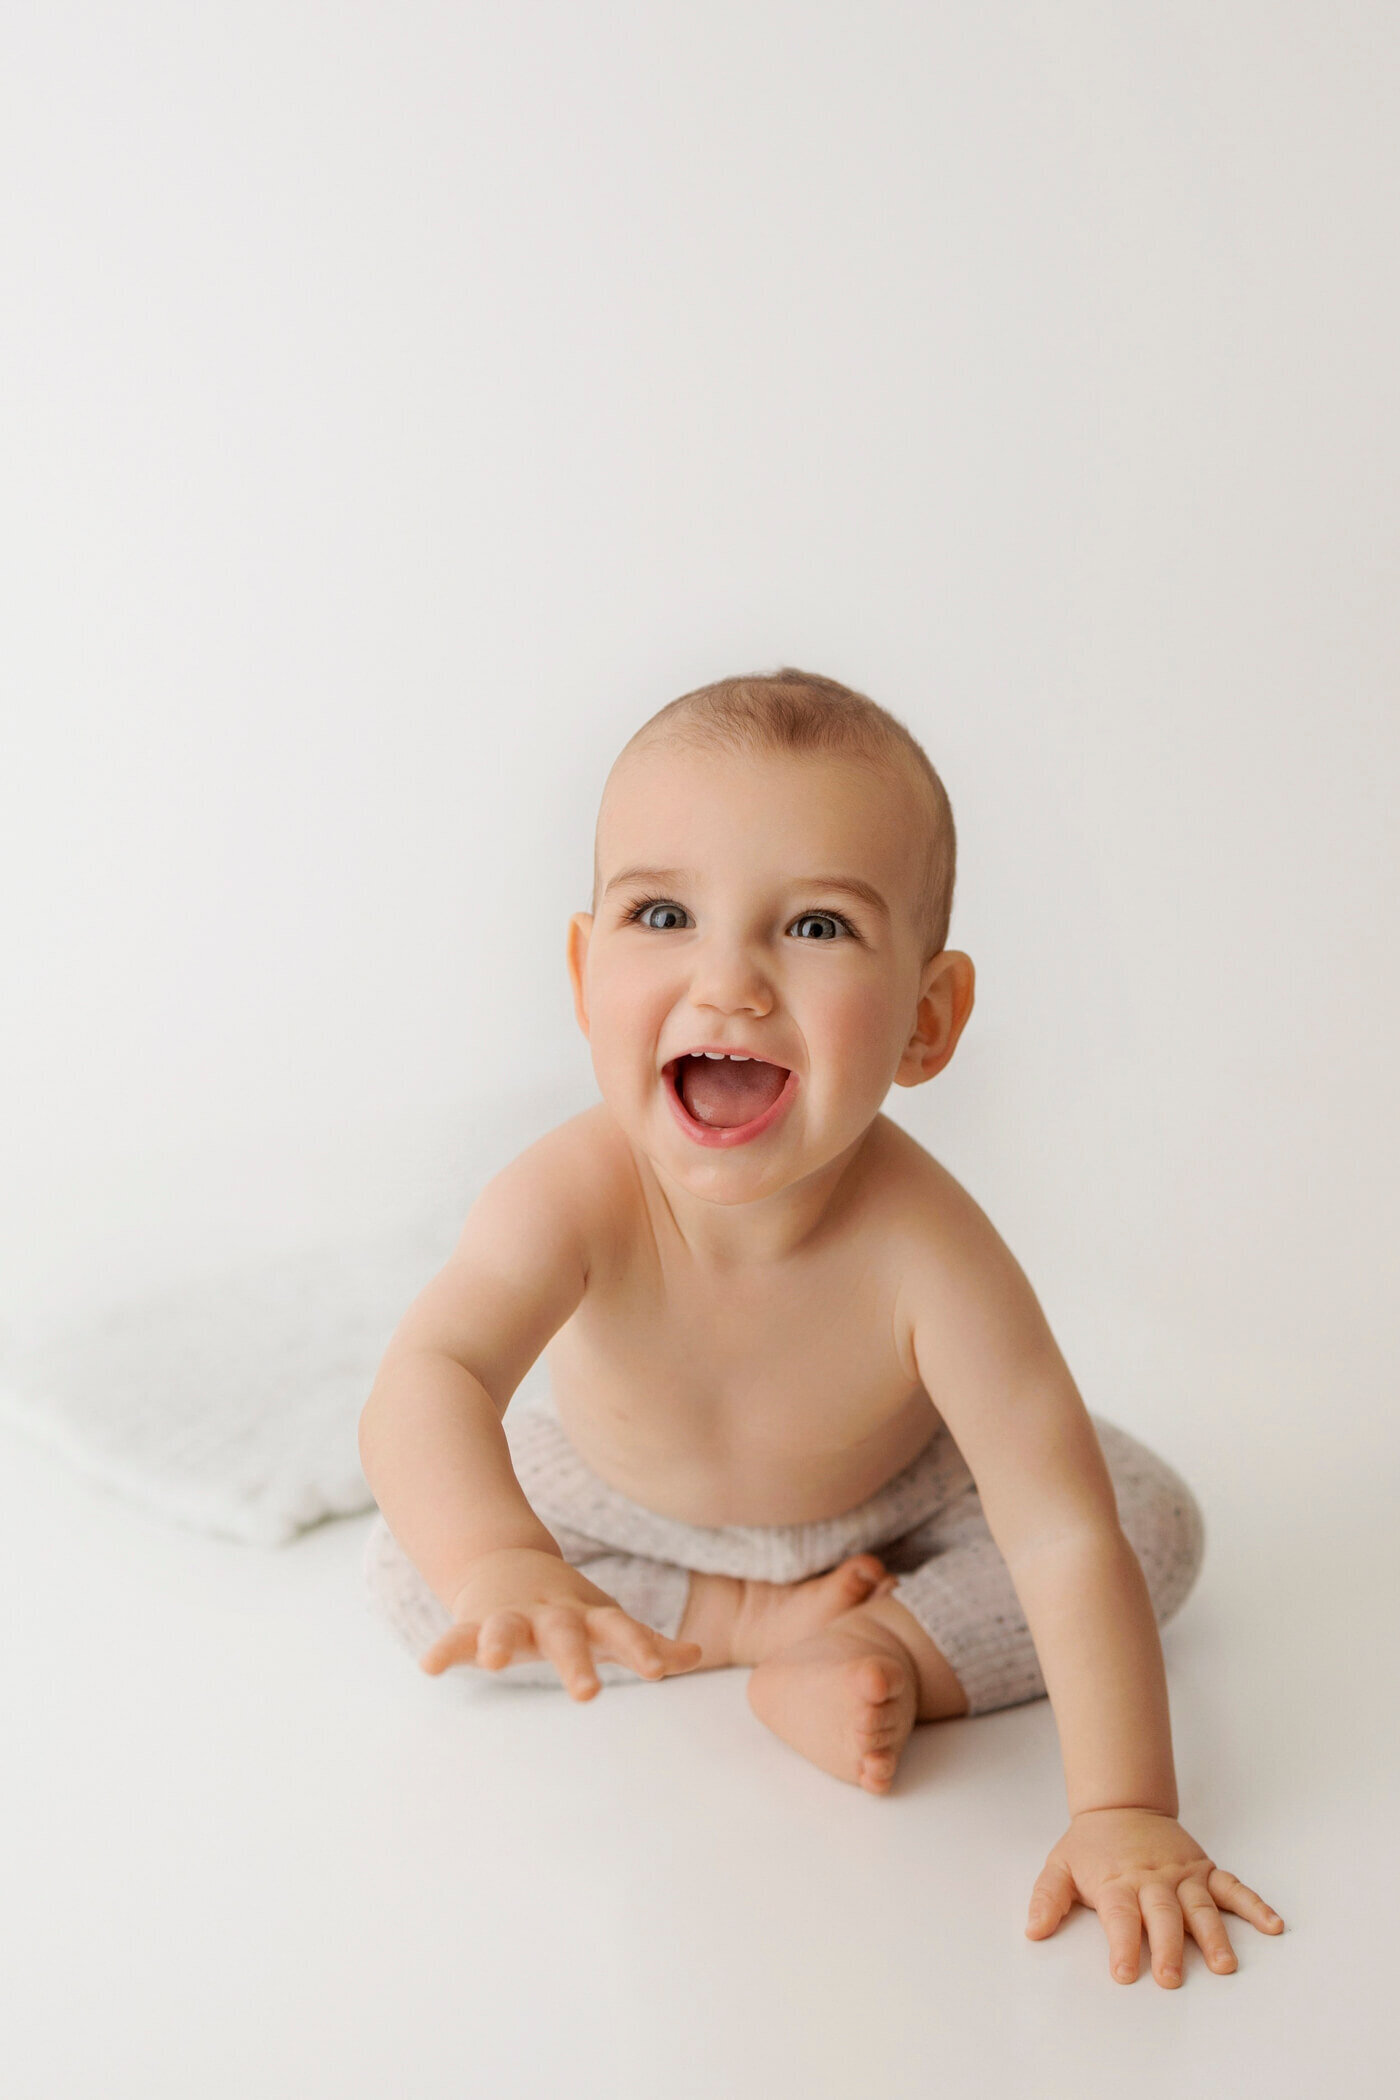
[827,995,902,1079]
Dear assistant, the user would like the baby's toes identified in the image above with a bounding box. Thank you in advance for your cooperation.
[815,1556,890,1623]
[849,1653,913,1791]
[855,1653,906,1709]
[837,1553,888,1597]
[857,1705,903,1747]
[858,1748,900,1794]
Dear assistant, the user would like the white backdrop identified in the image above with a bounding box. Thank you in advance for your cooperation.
[2,1,1396,1473]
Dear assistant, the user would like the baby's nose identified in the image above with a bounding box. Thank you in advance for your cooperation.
[687,938,774,1015]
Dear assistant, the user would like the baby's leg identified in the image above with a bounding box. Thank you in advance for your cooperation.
[366,1513,895,1687]
[678,1559,897,1669]
[886,1420,1205,1718]
[746,1418,1206,1791]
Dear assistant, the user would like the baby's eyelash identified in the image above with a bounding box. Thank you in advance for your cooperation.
[798,909,859,938]
[621,894,858,937]
[621,894,676,924]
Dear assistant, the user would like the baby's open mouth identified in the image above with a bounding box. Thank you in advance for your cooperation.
[665,1053,791,1130]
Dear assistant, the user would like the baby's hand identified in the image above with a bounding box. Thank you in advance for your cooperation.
[1026,1808,1284,1986]
[418,1546,703,1700]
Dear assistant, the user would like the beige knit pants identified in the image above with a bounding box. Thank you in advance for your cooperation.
[363,1393,1205,1715]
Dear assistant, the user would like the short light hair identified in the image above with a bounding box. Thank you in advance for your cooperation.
[600,667,957,958]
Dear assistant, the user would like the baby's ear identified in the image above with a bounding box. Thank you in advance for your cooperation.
[896,950,975,1086]
[566,913,593,1036]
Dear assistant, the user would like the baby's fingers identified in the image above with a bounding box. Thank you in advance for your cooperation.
[1097,1886,1145,1983]
[645,1628,704,1674]
[1179,1877,1238,1974]
[476,1608,532,1670]
[534,1608,602,1702]
[1140,1884,1186,1988]
[1025,1859,1074,1938]
[419,1622,481,1675]
[1207,1869,1285,1937]
[588,1606,702,1681]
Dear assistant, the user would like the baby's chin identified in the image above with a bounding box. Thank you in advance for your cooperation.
[589,1065,787,1177]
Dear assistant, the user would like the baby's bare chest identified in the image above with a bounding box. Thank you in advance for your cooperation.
[543,1236,939,1524]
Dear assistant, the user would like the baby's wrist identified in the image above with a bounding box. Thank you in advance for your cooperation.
[1069,1801,1179,1822]
[447,1539,564,1618]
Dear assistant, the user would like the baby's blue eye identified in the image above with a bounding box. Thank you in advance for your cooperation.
[635,901,691,931]
[626,898,854,940]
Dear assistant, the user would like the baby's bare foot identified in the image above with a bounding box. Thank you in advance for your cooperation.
[731,1556,894,1667]
[745,1618,919,1794]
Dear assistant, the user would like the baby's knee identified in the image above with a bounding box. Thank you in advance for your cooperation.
[1096,1424,1207,1627]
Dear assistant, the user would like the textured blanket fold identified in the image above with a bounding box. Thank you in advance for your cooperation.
[0,1085,580,1544]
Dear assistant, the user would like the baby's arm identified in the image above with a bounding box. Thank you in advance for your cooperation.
[357,1133,700,1696]
[896,1175,1282,1984]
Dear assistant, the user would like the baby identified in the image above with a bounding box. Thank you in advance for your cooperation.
[359,667,1284,1988]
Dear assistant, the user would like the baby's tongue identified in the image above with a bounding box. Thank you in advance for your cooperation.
[679,1056,786,1128]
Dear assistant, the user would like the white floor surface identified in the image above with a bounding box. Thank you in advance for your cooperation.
[4,1393,1395,2100]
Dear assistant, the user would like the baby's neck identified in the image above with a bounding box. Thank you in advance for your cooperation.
[629,1119,878,1270]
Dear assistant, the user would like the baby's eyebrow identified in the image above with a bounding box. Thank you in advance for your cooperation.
[801,875,890,917]
[602,865,889,917]
[603,864,693,896]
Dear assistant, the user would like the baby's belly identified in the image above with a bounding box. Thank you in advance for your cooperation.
[544,1375,943,1527]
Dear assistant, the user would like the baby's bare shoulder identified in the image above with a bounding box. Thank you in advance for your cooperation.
[507,1103,640,1268]
[864,1116,987,1239]
[863,1117,1020,1288]
[869,1117,1063,1390]
[392,1107,632,1381]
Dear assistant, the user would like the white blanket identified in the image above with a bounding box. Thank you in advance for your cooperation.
[0,1086,579,1545]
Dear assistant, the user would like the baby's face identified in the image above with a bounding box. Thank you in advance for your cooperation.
[568,742,967,1205]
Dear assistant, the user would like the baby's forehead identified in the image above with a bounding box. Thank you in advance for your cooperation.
[609,736,922,821]
[593,738,931,901]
